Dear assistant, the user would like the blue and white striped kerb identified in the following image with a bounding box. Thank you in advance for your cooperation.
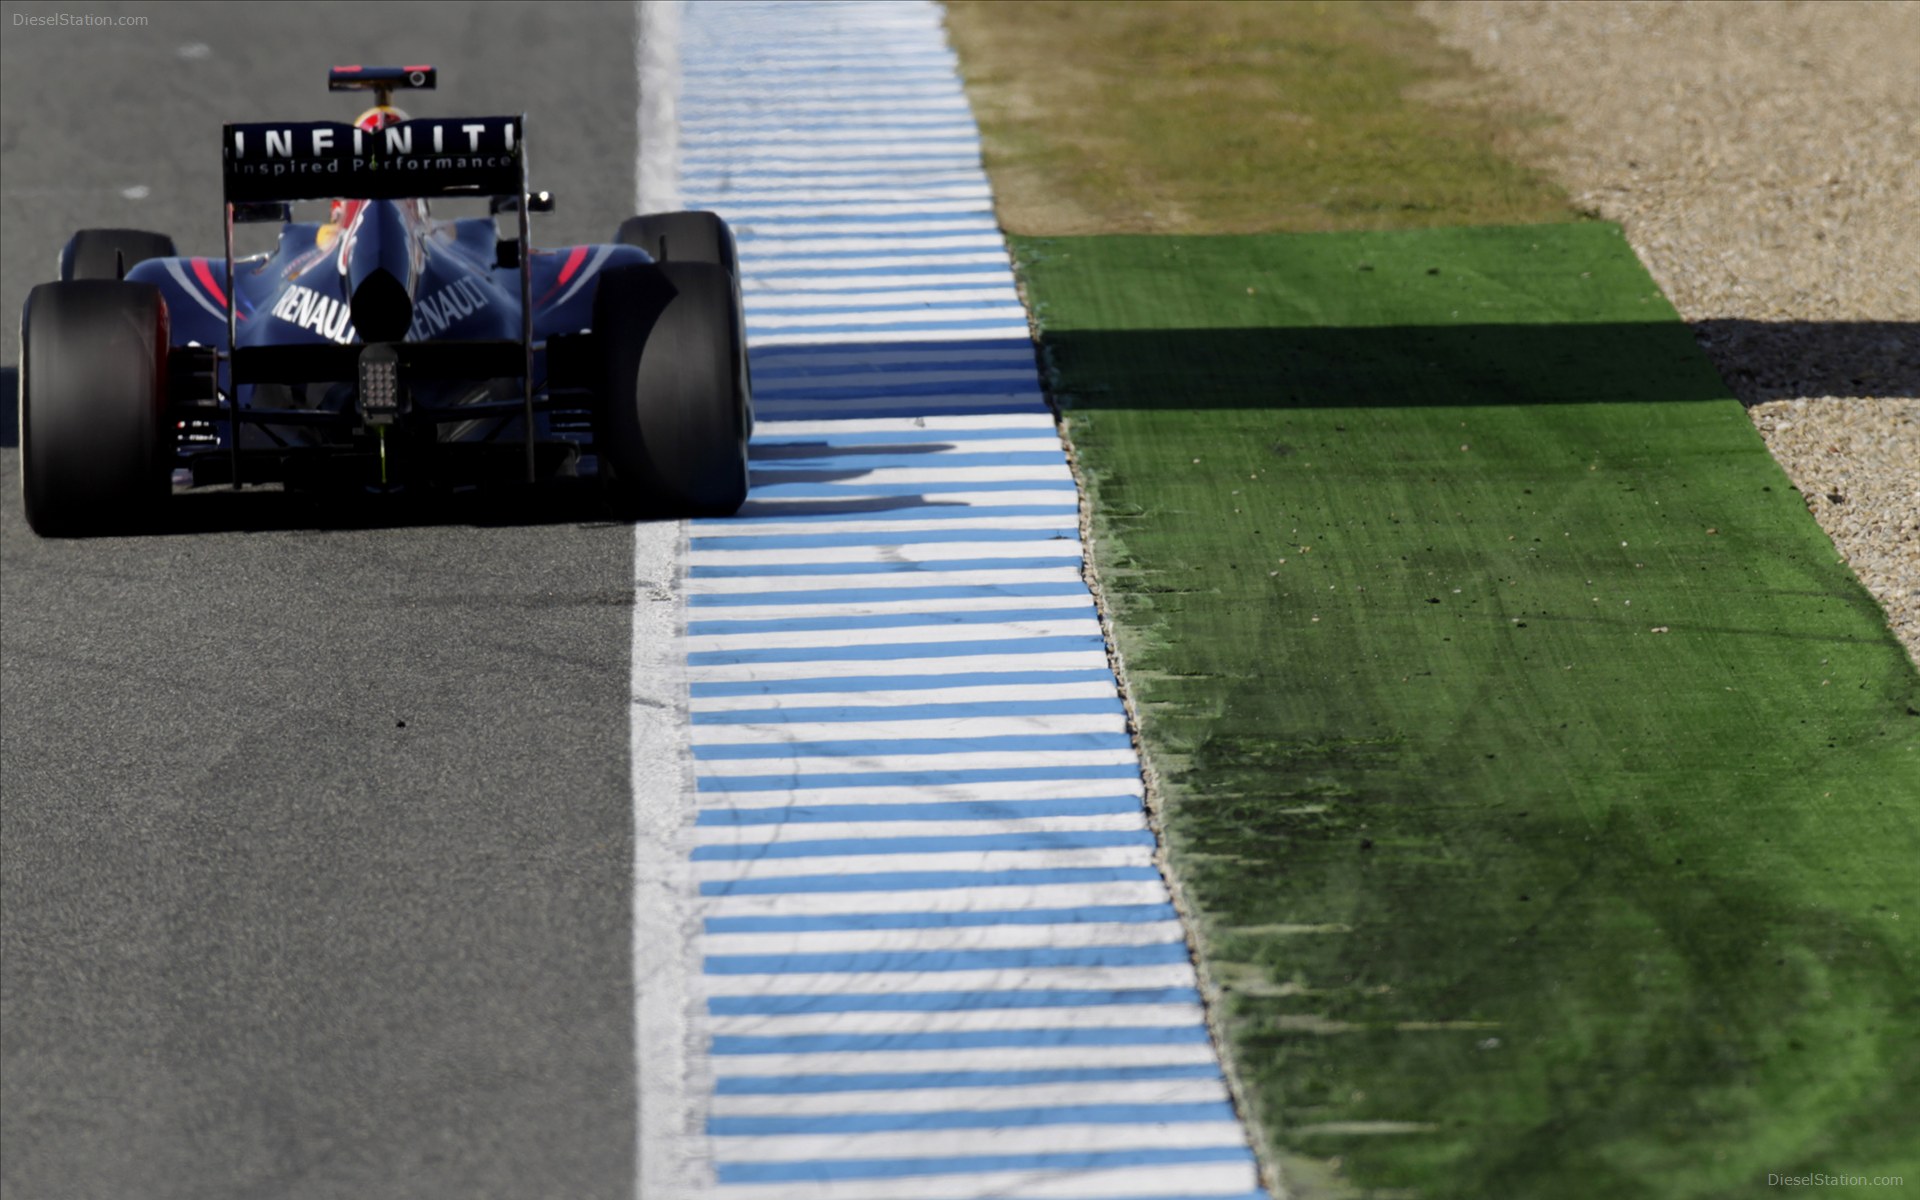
[674,3,1267,1196]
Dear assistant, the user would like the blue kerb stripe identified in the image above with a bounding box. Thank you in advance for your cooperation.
[748,245,1005,256]
[688,140,980,157]
[702,527,1071,551]
[696,142,976,158]
[755,373,1032,388]
[704,903,1175,932]
[748,289,1021,309]
[751,352,1032,376]
[696,796,1140,826]
[752,392,1037,407]
[748,302,1021,321]
[741,297,1021,320]
[703,942,1191,975]
[751,360,1034,380]
[744,360,1036,378]
[683,107,967,120]
[693,131,982,147]
[689,669,1115,697]
[697,765,1142,793]
[740,224,997,242]
[686,121,974,135]
[753,427,1043,445]
[699,866,1161,896]
[726,209,1008,227]
[682,116,974,134]
[708,1102,1237,1138]
[725,204,990,216]
[691,829,1154,860]
[749,270,1016,287]
[688,558,1076,578]
[746,457,1064,479]
[748,261,1006,280]
[740,480,1074,499]
[753,404,1040,422]
[712,1061,1219,1094]
[685,58,964,73]
[715,506,1077,529]
[726,500,1059,522]
[697,532,1073,555]
[984,1195,1269,1200]
[710,149,983,168]
[750,291,1021,315]
[753,397,1038,413]
[752,402,1044,422]
[694,732,1128,762]
[685,635,1105,667]
[724,493,1061,515]
[714,1146,1254,1184]
[749,318,1026,338]
[683,108,975,122]
[710,1024,1209,1055]
[708,987,1202,1016]
[751,336,1035,357]
[694,732,1128,761]
[752,398,1041,418]
[684,54,962,68]
[687,53,967,67]
[688,583,1091,608]
[729,210,999,225]
[754,378,1033,400]
[752,360,1033,377]
[691,698,1118,724]
[687,606,1094,636]
[723,203,993,218]
[751,399,1040,416]
[745,244,1003,263]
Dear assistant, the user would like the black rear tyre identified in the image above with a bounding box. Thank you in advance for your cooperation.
[593,262,750,517]
[616,210,752,437]
[59,228,178,281]
[20,281,172,537]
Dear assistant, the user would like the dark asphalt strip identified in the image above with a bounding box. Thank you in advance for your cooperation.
[2,4,644,1196]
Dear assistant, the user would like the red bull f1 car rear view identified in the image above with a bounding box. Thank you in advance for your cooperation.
[18,65,750,536]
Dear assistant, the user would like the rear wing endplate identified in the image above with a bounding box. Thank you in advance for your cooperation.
[221,115,523,202]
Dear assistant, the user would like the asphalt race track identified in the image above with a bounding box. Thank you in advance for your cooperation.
[2,4,645,1195]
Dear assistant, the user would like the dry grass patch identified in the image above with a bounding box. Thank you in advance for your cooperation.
[945,0,1576,235]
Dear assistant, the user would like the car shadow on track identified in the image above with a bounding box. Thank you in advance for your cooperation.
[149,480,632,536]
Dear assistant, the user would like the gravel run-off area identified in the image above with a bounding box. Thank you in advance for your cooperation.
[1419,0,1919,663]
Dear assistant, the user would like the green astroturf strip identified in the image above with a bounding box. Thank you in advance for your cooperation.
[1013,223,1920,1199]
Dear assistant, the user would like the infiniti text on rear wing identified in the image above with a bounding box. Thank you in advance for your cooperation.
[222,115,524,202]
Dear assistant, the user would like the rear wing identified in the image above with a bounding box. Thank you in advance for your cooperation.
[215,110,544,483]
[221,115,524,202]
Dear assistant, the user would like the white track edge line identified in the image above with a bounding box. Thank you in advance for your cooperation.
[633,3,705,1198]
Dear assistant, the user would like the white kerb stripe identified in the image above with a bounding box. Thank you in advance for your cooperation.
[632,4,700,1199]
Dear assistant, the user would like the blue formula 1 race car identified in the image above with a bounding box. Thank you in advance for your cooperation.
[18,65,750,536]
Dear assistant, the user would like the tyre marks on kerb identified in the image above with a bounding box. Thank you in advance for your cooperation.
[664,2,1268,1196]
